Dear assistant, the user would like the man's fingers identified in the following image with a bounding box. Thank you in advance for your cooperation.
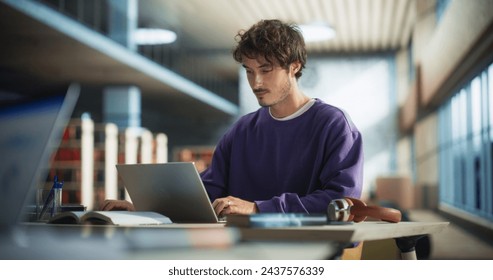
[213,198,233,215]
[99,200,135,211]
[100,200,113,211]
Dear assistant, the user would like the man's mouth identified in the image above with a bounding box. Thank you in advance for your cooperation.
[254,89,268,96]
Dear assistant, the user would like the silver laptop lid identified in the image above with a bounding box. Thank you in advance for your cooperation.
[0,84,79,227]
[116,162,219,223]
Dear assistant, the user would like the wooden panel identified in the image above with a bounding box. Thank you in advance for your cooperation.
[420,0,493,107]
[399,81,418,133]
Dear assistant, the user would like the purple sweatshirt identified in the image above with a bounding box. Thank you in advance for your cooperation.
[200,98,363,213]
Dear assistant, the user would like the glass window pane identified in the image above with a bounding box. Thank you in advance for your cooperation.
[489,64,493,139]
[471,77,481,136]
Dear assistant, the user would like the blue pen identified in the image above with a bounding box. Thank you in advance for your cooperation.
[38,175,58,220]
[52,178,64,216]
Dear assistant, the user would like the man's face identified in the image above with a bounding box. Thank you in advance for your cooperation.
[242,56,295,108]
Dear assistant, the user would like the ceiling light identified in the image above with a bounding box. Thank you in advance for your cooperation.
[133,28,177,45]
[299,22,336,43]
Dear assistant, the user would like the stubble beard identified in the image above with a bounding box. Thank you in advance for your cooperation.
[258,78,292,108]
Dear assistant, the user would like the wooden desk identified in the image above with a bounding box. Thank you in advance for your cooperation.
[234,221,449,259]
[1,221,448,260]
[1,223,337,260]
[82,221,449,260]
[234,221,448,242]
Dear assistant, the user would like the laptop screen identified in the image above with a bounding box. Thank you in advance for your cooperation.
[0,84,79,227]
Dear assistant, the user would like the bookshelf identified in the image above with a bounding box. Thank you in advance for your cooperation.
[44,116,168,210]
[173,146,214,173]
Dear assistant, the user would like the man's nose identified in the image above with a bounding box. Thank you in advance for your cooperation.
[253,74,263,87]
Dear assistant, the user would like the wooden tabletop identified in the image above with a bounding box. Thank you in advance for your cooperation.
[234,221,449,242]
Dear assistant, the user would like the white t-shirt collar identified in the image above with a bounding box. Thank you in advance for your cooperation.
[269,98,316,121]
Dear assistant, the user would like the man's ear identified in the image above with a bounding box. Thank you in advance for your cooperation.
[290,61,302,75]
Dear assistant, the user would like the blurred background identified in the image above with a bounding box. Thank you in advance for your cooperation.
[1,0,492,259]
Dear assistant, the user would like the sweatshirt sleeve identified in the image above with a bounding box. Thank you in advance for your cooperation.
[200,128,233,202]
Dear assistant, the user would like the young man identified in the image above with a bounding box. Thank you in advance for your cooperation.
[101,19,363,217]
[202,19,363,217]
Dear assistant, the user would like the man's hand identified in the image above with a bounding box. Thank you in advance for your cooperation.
[212,196,258,216]
[100,199,136,211]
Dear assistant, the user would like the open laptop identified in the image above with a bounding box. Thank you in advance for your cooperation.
[0,83,80,228]
[116,162,220,223]
[0,84,120,259]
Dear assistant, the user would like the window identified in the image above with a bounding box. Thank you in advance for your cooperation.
[438,62,493,222]
[407,40,415,84]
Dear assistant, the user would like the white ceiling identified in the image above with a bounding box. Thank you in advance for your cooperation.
[0,0,419,118]
[141,0,417,52]
[139,0,417,83]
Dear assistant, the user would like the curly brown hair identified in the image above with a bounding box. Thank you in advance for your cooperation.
[232,19,307,79]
